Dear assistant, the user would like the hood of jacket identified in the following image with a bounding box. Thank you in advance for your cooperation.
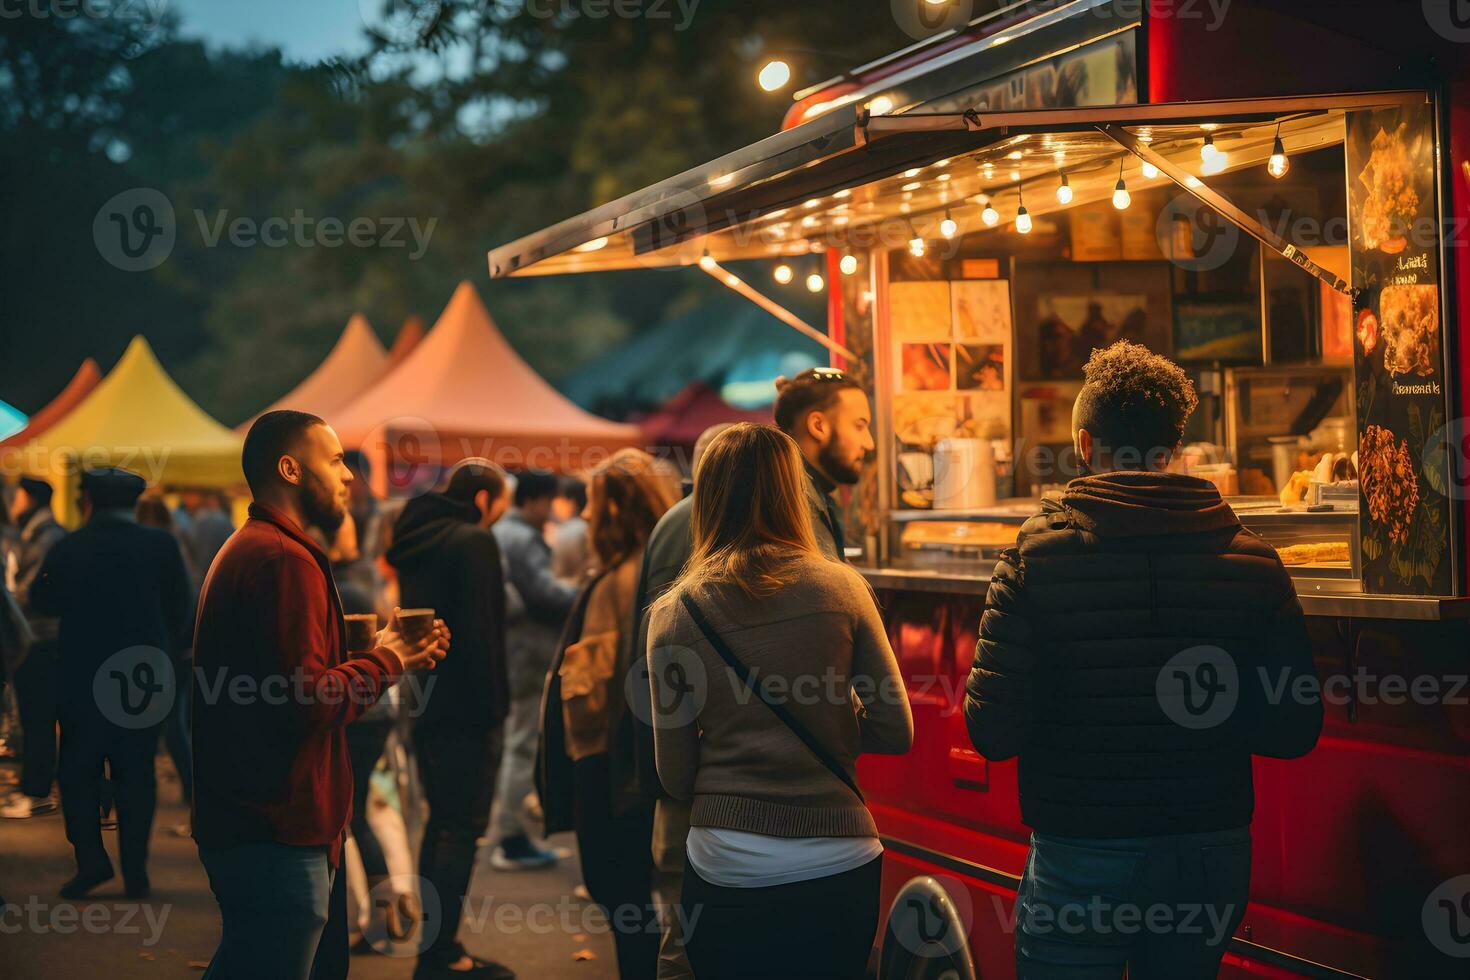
[1056,471,1240,538]
[386,492,479,569]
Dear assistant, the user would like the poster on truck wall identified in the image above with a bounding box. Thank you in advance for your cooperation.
[1347,102,1452,595]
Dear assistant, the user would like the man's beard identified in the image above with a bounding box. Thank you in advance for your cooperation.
[818,440,864,486]
[300,468,346,534]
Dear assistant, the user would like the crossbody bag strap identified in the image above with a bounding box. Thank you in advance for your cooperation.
[678,592,864,804]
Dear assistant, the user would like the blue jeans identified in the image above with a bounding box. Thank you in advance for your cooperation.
[1016,826,1251,980]
[199,841,337,980]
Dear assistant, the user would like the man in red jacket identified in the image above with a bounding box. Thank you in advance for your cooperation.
[193,410,448,980]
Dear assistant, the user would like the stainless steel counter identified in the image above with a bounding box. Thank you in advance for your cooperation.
[856,565,1470,621]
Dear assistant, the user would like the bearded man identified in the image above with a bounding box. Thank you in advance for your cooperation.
[192,410,449,980]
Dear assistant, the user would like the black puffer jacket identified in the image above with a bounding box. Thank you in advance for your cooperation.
[965,471,1322,838]
[387,493,509,730]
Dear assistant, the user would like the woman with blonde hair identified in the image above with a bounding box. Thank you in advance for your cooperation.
[539,447,678,979]
[647,423,913,979]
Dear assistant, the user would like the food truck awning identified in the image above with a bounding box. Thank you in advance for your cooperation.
[489,90,1429,292]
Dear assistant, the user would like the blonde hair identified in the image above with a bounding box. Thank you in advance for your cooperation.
[663,423,823,608]
[587,447,678,570]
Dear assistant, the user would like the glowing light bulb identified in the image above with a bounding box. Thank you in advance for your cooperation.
[1112,178,1131,210]
[982,203,999,226]
[1185,175,1203,188]
[909,237,926,257]
[758,60,791,92]
[1015,206,1032,234]
[774,263,793,285]
[1200,136,1227,175]
[806,273,825,293]
[940,210,958,238]
[699,252,716,270]
[840,254,858,276]
[1056,174,1073,205]
[1141,161,1159,179]
[1268,136,1290,178]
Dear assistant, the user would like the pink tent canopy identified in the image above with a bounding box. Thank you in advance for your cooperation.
[242,314,388,430]
[332,281,640,489]
[637,382,770,448]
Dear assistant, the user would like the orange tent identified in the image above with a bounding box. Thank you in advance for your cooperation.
[386,316,424,367]
[0,359,102,450]
[332,281,641,493]
[242,314,388,430]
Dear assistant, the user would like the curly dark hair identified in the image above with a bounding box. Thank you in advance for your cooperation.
[1075,341,1198,463]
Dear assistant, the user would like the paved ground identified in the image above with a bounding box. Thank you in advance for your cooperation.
[0,759,620,979]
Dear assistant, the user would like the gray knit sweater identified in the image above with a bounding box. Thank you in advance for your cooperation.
[647,555,913,838]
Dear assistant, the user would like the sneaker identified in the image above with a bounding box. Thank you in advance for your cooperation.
[488,834,559,872]
[1,794,58,819]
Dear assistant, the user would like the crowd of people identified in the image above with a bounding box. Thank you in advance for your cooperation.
[0,346,1323,980]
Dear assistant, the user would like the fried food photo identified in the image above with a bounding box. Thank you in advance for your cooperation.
[1378,283,1439,377]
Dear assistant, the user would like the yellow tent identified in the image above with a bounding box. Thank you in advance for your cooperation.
[21,336,244,523]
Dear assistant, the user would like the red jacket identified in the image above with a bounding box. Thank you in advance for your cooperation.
[191,503,400,864]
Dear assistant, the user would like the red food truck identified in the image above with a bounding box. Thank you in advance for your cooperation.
[491,2,1470,975]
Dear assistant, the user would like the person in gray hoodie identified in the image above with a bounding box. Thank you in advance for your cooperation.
[489,469,579,871]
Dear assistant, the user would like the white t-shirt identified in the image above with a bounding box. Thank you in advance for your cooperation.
[686,827,881,888]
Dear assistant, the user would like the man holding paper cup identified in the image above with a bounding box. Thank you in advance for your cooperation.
[193,410,450,980]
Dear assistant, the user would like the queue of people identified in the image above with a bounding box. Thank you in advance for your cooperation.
[0,345,1322,980]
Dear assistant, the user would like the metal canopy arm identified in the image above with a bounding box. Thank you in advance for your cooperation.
[1097,124,1352,296]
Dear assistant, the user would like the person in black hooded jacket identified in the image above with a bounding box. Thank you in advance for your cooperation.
[386,459,514,980]
[966,342,1322,980]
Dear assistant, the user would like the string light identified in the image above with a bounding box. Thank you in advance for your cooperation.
[1014,185,1032,234]
[699,250,716,270]
[1141,161,1159,179]
[1201,135,1227,175]
[758,60,791,92]
[940,209,958,238]
[774,263,793,284]
[1112,158,1131,210]
[807,271,825,292]
[907,221,926,257]
[840,253,858,276]
[1268,122,1290,179]
[1056,173,1073,205]
[981,196,999,226]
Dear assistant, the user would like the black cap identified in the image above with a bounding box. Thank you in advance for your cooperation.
[80,467,148,511]
[17,476,53,506]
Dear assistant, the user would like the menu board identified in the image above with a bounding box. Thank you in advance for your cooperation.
[889,278,1014,509]
[1347,103,1452,595]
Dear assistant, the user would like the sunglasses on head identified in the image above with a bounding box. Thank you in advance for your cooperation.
[802,368,848,383]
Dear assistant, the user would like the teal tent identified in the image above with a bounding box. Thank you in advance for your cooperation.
[0,399,26,442]
[559,295,824,418]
